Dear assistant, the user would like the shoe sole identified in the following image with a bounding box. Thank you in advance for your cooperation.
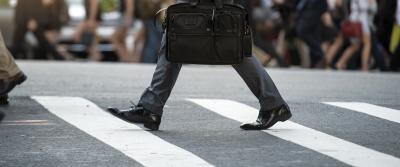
[0,74,27,96]
[106,108,142,124]
[107,108,160,130]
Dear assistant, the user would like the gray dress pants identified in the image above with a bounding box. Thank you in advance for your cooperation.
[138,34,287,116]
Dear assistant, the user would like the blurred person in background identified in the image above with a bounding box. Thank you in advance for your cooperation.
[44,0,72,60]
[273,0,310,67]
[72,0,103,61]
[389,0,400,71]
[335,0,377,71]
[110,0,135,62]
[134,0,165,63]
[251,0,288,67]
[0,31,27,106]
[296,0,328,68]
[12,0,68,60]
[130,0,176,63]
[321,0,343,68]
[376,0,397,60]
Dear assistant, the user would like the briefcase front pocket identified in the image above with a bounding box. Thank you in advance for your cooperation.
[213,13,243,63]
[169,34,214,64]
[170,13,211,34]
[167,12,216,64]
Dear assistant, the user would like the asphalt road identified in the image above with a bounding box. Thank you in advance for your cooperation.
[1,61,399,167]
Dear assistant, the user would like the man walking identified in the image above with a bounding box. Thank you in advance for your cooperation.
[107,0,292,131]
[0,31,27,121]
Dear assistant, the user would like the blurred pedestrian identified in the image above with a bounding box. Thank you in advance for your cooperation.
[389,0,400,71]
[136,0,165,63]
[274,0,309,67]
[252,0,288,67]
[107,0,292,131]
[110,0,135,62]
[42,0,71,60]
[0,31,27,106]
[324,0,347,68]
[376,0,397,57]
[11,0,66,60]
[72,0,103,61]
[296,0,328,68]
[336,0,377,71]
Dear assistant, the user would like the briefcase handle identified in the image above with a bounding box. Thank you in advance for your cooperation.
[190,0,223,9]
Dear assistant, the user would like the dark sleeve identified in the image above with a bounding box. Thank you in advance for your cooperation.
[316,0,328,15]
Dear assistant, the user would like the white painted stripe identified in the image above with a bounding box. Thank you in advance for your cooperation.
[32,96,213,167]
[324,102,400,124]
[188,99,400,167]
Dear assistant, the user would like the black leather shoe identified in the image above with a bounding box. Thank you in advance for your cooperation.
[0,72,27,96]
[107,105,161,131]
[0,110,5,122]
[0,95,9,105]
[240,105,292,130]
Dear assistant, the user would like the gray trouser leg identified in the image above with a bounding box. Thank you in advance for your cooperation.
[232,56,286,111]
[139,35,286,115]
[139,36,182,115]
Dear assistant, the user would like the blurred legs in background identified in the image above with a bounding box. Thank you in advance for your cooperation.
[141,20,162,63]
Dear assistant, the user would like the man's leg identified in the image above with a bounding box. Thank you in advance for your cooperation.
[0,32,21,80]
[107,34,181,130]
[0,32,26,105]
[232,56,287,111]
[138,35,182,116]
[233,56,291,130]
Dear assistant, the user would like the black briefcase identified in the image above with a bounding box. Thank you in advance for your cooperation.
[165,0,252,65]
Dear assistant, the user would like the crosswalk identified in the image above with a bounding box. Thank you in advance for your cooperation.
[32,96,213,167]
[29,96,400,167]
[189,99,400,167]
[324,102,400,124]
